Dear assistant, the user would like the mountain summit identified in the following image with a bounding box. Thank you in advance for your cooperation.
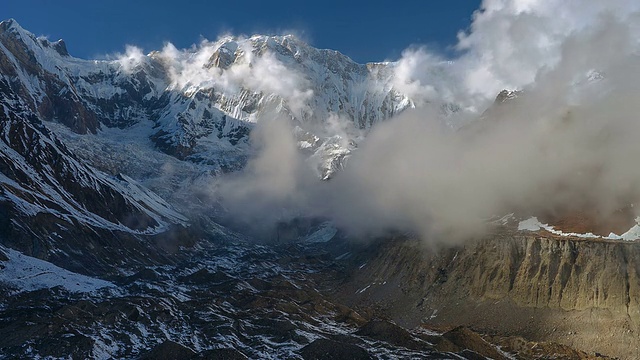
[0,19,426,176]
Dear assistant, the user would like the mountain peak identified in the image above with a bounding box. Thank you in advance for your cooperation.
[0,18,20,31]
[0,18,69,57]
[38,37,69,56]
[0,18,32,40]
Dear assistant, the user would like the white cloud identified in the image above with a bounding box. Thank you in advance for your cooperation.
[391,48,441,105]
[393,0,640,111]
[217,1,640,244]
[155,37,313,118]
[116,45,145,73]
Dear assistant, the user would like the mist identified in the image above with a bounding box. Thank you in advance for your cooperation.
[116,35,314,118]
[212,0,640,244]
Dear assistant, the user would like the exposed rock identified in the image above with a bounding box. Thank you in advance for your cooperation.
[139,340,196,360]
[300,338,373,360]
[194,348,248,360]
[487,335,616,359]
[441,327,508,360]
[0,104,187,274]
[355,320,429,351]
[494,89,522,104]
[337,232,640,359]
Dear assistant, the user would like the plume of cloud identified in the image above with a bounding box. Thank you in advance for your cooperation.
[216,2,640,245]
[155,38,313,117]
[391,48,464,109]
[392,48,441,105]
[392,0,640,111]
[116,45,146,73]
[216,111,317,231]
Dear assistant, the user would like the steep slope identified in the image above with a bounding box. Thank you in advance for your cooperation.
[1,16,418,283]
[150,34,422,177]
[0,19,165,133]
[0,56,188,274]
[0,237,605,360]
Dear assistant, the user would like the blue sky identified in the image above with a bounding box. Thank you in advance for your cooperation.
[5,0,482,63]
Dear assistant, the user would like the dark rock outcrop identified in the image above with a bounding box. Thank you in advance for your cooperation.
[300,338,373,360]
[139,341,197,360]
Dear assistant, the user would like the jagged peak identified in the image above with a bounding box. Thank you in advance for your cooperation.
[0,18,34,43]
[495,89,522,104]
[37,37,69,56]
[213,33,359,65]
[0,18,70,57]
[51,39,69,56]
[0,18,21,32]
[0,19,41,44]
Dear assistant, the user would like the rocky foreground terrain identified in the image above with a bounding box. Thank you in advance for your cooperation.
[340,228,640,359]
[0,231,619,359]
[0,18,638,359]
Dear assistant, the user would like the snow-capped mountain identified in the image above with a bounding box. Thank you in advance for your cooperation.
[0,16,426,298]
[0,19,418,179]
[0,20,194,275]
[0,19,632,360]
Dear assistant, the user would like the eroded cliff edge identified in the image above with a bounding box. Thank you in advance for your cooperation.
[336,231,640,359]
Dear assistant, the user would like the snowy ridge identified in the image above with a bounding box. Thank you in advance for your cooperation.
[518,216,640,241]
[0,246,115,294]
[108,173,189,226]
[0,115,187,235]
[0,19,429,177]
[0,88,188,250]
[0,18,166,133]
[142,33,418,176]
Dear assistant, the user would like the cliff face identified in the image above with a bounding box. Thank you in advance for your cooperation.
[339,232,640,359]
[449,234,638,312]
[0,94,190,274]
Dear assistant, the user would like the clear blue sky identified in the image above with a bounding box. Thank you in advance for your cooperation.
[5,0,482,63]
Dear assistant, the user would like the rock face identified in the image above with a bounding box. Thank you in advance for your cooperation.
[339,231,640,359]
[0,94,189,274]
[0,19,154,134]
[0,21,190,274]
[0,238,523,360]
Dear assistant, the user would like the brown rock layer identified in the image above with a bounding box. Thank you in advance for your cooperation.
[339,232,640,359]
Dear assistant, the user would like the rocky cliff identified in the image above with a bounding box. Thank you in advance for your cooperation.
[339,231,640,358]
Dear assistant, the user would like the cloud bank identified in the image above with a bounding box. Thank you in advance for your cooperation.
[216,0,640,244]
[394,0,640,110]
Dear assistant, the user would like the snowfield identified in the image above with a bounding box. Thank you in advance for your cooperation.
[0,246,115,294]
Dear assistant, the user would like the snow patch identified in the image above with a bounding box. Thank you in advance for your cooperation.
[303,223,337,244]
[517,217,545,231]
[518,216,640,241]
[0,247,116,294]
[620,224,640,241]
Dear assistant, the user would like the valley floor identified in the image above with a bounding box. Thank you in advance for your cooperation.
[0,231,622,359]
